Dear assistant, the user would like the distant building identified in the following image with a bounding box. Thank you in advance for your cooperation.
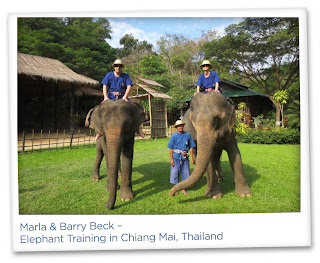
[18,53,100,132]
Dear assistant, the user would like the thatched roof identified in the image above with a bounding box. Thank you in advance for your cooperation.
[130,77,171,100]
[75,87,103,97]
[137,77,165,88]
[131,83,172,99]
[18,53,99,86]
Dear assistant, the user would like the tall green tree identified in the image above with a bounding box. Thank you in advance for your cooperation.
[18,17,116,81]
[202,18,299,125]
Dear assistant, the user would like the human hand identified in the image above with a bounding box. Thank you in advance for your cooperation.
[170,159,175,167]
[191,159,195,165]
[102,97,109,103]
[194,91,199,96]
[214,89,220,93]
[122,97,129,102]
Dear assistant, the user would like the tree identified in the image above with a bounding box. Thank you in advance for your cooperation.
[273,90,289,128]
[18,17,116,81]
[202,18,299,126]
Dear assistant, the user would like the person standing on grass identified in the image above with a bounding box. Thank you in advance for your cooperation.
[167,120,196,196]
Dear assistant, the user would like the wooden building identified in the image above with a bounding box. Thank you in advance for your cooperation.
[18,53,100,132]
[130,77,172,138]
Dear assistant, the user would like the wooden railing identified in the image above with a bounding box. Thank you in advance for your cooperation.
[18,125,152,153]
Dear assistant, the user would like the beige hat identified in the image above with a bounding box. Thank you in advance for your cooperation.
[200,60,212,69]
[174,120,185,127]
[112,59,125,67]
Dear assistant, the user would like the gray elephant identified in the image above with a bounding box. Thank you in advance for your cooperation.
[168,92,252,198]
[85,100,147,209]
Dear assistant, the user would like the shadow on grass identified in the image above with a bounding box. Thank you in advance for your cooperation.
[115,160,260,208]
[19,186,45,193]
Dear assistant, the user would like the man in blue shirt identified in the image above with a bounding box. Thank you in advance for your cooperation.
[167,120,196,196]
[195,60,222,95]
[101,59,133,102]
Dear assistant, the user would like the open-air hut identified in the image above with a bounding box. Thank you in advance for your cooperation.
[18,53,99,132]
[130,77,172,138]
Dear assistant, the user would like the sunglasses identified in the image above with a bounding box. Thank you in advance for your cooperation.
[202,64,210,68]
[114,65,123,68]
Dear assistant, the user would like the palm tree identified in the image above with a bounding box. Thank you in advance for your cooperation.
[287,100,300,130]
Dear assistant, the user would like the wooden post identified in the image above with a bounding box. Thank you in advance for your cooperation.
[70,83,75,134]
[40,129,43,151]
[164,100,168,137]
[54,83,59,130]
[31,129,34,152]
[70,129,74,149]
[22,131,26,152]
[48,131,51,149]
[56,129,59,148]
[40,86,44,129]
[148,94,152,138]
[63,129,66,148]
[77,129,80,148]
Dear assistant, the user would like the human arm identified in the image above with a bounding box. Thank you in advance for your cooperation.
[190,148,194,165]
[102,84,109,103]
[170,149,175,167]
[122,85,132,102]
[214,82,220,93]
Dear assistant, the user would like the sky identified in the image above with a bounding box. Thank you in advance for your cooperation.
[105,17,244,49]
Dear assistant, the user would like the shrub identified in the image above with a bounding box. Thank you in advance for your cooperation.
[236,128,300,144]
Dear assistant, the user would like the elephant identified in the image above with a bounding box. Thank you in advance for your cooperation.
[85,100,147,209]
[168,91,252,199]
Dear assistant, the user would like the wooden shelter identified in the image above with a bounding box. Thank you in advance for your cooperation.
[130,77,171,138]
[18,53,99,132]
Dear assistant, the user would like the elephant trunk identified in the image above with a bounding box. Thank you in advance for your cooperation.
[104,128,122,209]
[169,129,216,195]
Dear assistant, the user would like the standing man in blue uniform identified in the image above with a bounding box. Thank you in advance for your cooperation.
[101,59,133,103]
[195,60,222,95]
[167,120,196,196]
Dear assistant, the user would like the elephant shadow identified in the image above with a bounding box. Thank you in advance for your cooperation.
[115,160,260,208]
[179,161,260,204]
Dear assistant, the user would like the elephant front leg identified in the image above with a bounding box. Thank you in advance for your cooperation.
[205,153,223,199]
[119,138,135,201]
[225,136,252,197]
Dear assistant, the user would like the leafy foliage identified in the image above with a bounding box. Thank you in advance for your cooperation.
[18,17,117,81]
[236,129,300,144]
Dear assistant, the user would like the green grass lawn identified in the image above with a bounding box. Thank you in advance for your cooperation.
[18,138,300,215]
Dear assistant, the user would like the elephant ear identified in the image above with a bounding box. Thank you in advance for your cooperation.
[85,107,95,127]
[85,105,103,135]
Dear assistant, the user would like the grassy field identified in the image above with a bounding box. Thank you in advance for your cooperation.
[18,138,300,215]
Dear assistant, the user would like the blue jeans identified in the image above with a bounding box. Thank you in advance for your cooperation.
[170,158,190,184]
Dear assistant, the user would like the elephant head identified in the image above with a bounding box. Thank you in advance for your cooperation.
[169,92,252,198]
[86,100,147,209]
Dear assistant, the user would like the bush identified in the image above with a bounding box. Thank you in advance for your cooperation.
[236,128,300,144]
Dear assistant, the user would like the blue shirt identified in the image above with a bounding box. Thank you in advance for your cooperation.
[196,71,221,92]
[101,72,133,99]
[167,132,196,160]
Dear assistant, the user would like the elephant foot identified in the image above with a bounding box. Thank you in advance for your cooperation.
[119,188,134,201]
[205,186,223,199]
[106,185,120,192]
[91,174,100,181]
[106,201,115,210]
[235,183,252,197]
